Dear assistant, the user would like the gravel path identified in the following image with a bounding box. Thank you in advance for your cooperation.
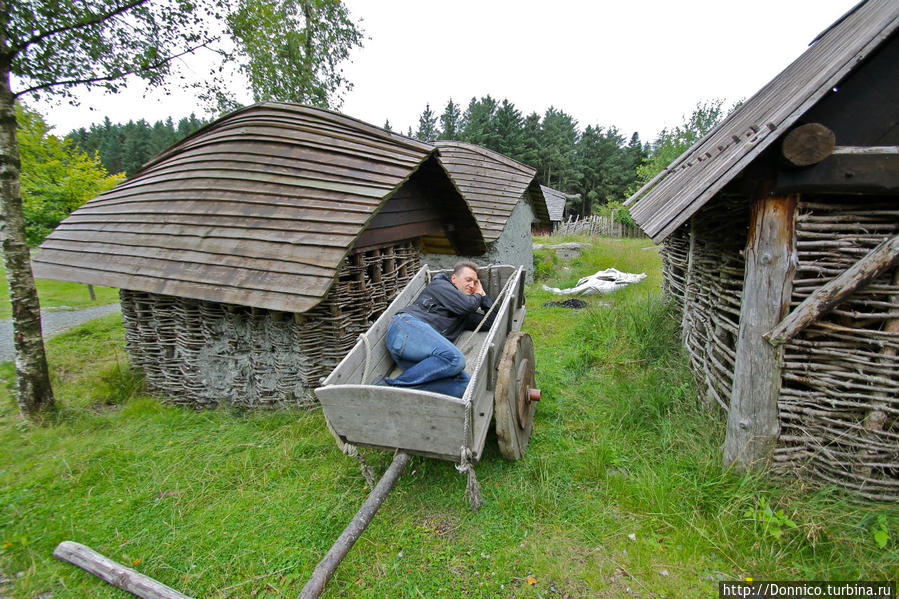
[0,303,121,362]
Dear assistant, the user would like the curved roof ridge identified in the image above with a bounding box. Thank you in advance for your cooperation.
[433,139,537,177]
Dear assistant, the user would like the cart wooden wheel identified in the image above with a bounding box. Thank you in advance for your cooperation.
[494,331,540,460]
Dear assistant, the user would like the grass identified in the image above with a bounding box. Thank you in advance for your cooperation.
[1,236,897,598]
[0,260,119,319]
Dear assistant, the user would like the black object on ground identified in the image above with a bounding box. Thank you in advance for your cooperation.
[543,299,588,310]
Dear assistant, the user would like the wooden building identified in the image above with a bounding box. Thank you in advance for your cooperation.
[424,141,549,279]
[540,185,580,232]
[627,0,899,500]
[33,103,484,408]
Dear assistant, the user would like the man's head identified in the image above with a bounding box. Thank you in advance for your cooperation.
[451,261,480,295]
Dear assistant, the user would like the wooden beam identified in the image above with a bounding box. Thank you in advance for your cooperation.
[775,153,899,194]
[53,541,192,599]
[298,451,411,599]
[765,234,899,346]
[723,191,797,473]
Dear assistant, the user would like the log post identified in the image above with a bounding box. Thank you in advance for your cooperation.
[780,123,835,167]
[722,190,798,472]
[53,541,192,599]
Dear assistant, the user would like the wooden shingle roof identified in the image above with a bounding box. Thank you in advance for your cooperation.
[32,103,477,313]
[540,185,578,222]
[433,141,549,243]
[627,0,899,243]
[541,186,567,222]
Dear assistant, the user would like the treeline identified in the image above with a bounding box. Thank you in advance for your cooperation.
[405,96,649,216]
[67,115,208,177]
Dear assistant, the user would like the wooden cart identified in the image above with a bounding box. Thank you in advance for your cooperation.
[301,264,540,598]
[316,263,538,465]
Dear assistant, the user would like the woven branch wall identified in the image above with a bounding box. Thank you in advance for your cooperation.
[661,196,749,412]
[774,197,898,501]
[120,241,420,409]
[662,194,899,500]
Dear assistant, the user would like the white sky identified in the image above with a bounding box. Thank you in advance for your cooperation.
[35,0,859,143]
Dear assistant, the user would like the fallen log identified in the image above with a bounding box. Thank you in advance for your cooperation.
[53,541,192,599]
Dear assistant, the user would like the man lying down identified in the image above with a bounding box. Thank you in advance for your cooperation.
[374,261,497,398]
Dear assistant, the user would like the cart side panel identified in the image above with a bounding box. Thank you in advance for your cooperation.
[316,385,466,459]
[322,266,430,387]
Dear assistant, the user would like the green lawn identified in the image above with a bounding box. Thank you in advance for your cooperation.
[1,237,896,598]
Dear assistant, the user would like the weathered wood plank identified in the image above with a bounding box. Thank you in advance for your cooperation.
[723,192,798,472]
[775,153,899,194]
[765,234,899,345]
[32,250,334,296]
[316,386,467,458]
[38,239,336,278]
[52,220,355,250]
[30,262,329,314]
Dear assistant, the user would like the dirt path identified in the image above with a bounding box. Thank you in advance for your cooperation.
[0,304,121,362]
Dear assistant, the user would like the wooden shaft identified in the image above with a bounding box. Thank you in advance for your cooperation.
[298,451,411,599]
[53,541,192,599]
[765,234,899,346]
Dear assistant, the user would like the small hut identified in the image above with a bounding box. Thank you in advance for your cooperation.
[627,0,899,500]
[33,103,484,409]
[540,185,579,233]
[424,141,549,279]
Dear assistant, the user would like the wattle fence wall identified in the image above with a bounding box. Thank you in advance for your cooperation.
[554,215,645,238]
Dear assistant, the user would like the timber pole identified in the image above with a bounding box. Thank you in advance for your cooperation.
[722,188,798,472]
[53,541,192,599]
[298,451,411,599]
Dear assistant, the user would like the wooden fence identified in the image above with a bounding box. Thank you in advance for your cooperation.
[554,215,645,238]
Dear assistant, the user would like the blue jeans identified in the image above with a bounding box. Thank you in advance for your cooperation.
[384,313,470,398]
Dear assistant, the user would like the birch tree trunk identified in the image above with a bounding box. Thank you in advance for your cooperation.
[0,55,55,418]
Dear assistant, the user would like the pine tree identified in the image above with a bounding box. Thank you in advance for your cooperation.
[414,103,438,141]
[438,99,460,140]
[492,100,524,160]
[460,96,498,148]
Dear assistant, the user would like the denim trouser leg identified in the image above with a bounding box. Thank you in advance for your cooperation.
[385,314,470,398]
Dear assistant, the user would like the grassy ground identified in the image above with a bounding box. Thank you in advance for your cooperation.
[0,262,118,318]
[1,237,896,598]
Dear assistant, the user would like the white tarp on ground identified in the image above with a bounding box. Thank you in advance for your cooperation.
[542,268,647,295]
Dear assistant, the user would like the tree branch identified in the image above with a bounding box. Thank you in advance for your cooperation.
[13,39,217,98]
[10,0,151,52]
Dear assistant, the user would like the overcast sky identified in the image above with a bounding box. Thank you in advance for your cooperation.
[35,0,859,142]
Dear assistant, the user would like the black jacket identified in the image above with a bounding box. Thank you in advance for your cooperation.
[399,273,496,341]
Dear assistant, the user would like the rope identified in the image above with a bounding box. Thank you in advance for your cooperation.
[455,447,483,512]
[360,333,371,384]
